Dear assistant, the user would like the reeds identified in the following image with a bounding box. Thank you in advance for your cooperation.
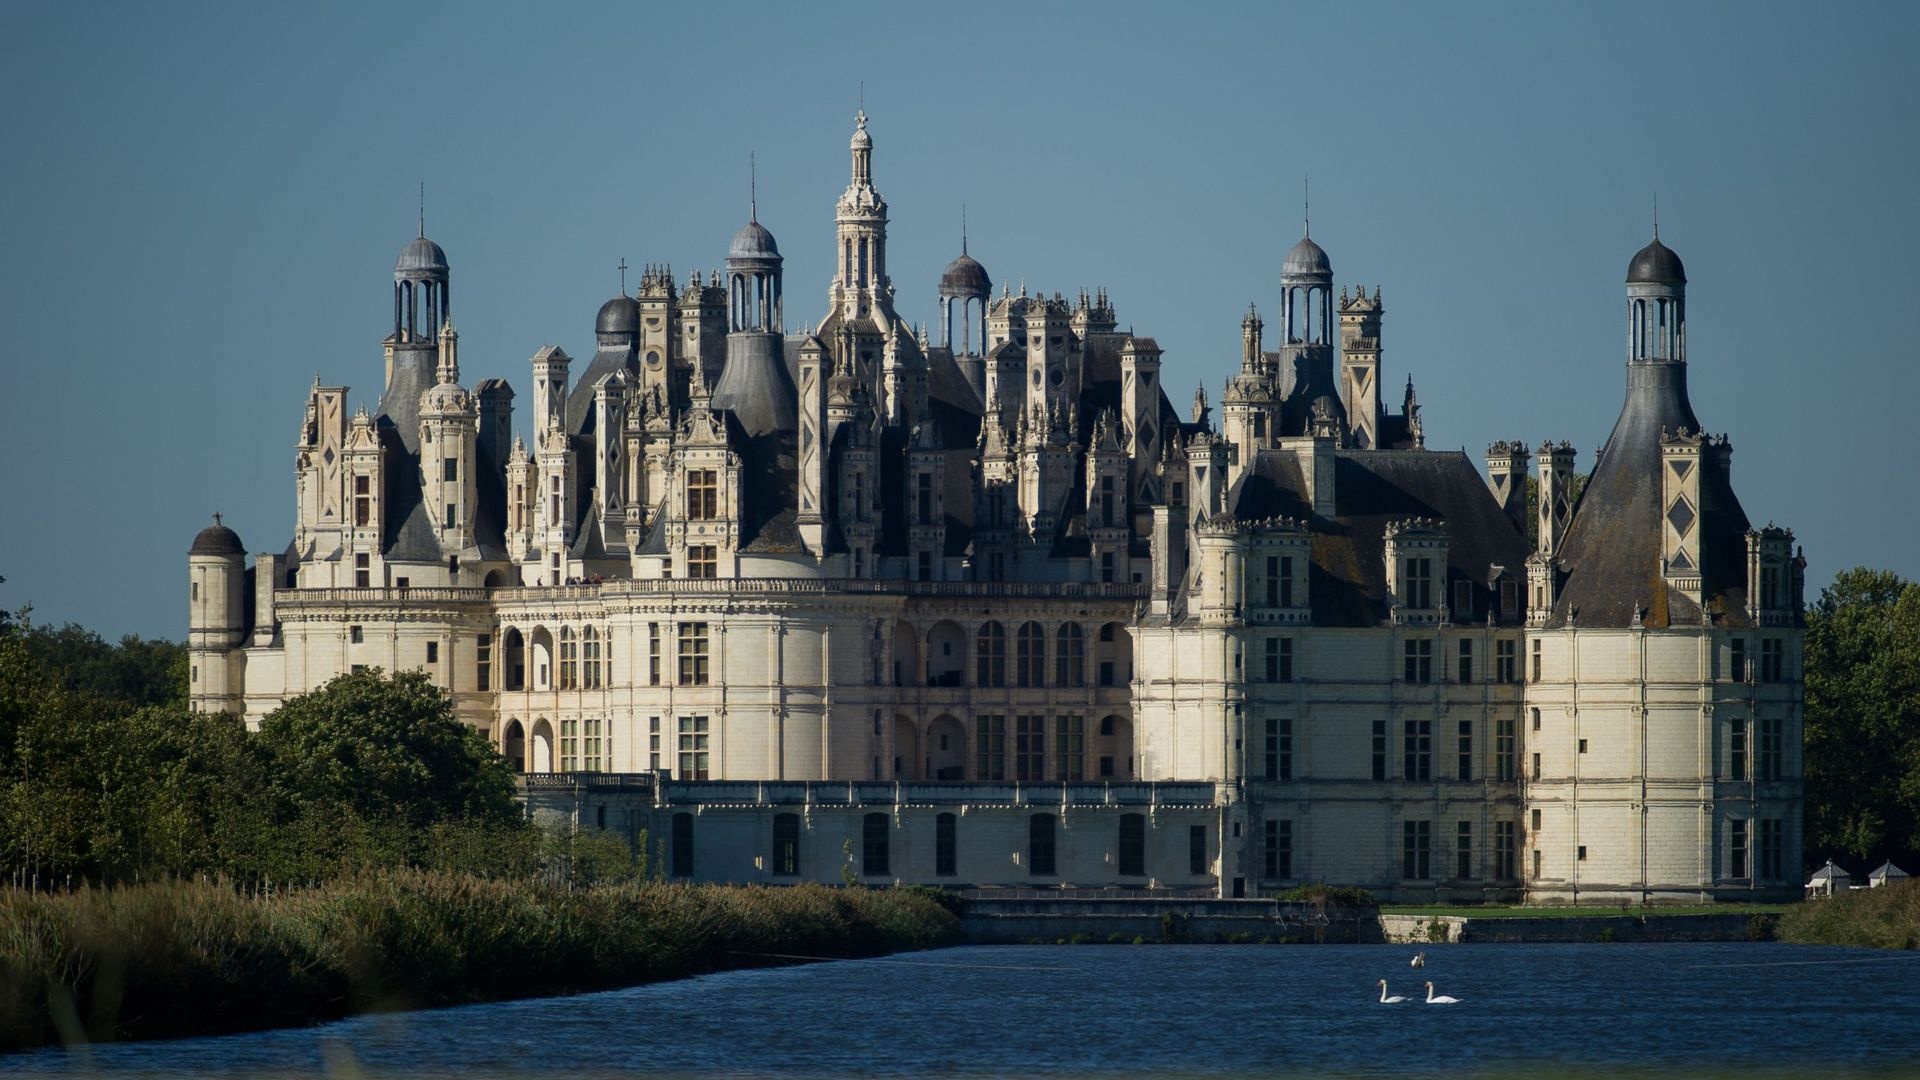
[0,872,959,1053]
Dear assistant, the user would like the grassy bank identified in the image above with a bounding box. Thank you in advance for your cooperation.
[0,871,960,1054]
[1777,880,1920,949]
[1380,904,1787,919]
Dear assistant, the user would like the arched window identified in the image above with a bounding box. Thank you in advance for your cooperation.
[1015,622,1046,688]
[772,812,800,876]
[582,627,602,690]
[501,719,526,775]
[976,621,1007,688]
[862,812,890,877]
[1055,623,1085,688]
[503,628,526,691]
[558,627,578,690]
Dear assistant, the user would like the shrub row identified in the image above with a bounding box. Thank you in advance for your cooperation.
[0,872,960,1053]
[1776,879,1920,950]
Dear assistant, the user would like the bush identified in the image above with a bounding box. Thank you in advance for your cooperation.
[1778,880,1920,950]
[1276,884,1378,910]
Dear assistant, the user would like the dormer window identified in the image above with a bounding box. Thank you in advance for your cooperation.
[1403,557,1433,610]
[686,470,718,520]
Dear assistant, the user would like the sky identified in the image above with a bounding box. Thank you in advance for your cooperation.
[2,0,1916,641]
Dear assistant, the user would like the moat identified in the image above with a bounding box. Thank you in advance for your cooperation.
[10,942,1919,1078]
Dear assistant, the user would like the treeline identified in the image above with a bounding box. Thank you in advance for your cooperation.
[0,615,600,888]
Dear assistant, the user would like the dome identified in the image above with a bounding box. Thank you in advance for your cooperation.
[395,234,449,277]
[596,295,639,336]
[1282,235,1332,278]
[728,219,781,261]
[850,111,872,150]
[190,517,244,557]
[940,251,991,298]
[1626,237,1686,285]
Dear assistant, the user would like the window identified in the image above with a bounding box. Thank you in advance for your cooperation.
[549,475,561,523]
[1015,622,1046,688]
[426,641,439,664]
[1758,716,1783,781]
[1531,639,1543,682]
[559,718,578,772]
[1730,818,1749,879]
[1730,638,1748,683]
[1189,824,1208,876]
[1118,813,1146,876]
[917,473,934,525]
[1495,820,1517,880]
[1453,579,1473,622]
[1758,818,1783,880]
[477,634,492,690]
[442,456,458,482]
[354,476,371,527]
[1403,820,1431,879]
[350,625,363,644]
[935,813,957,877]
[1029,814,1057,876]
[1457,638,1473,684]
[443,503,455,529]
[1265,819,1294,879]
[1055,715,1084,781]
[1404,720,1431,781]
[582,628,601,690]
[976,622,1006,687]
[677,715,710,780]
[686,469,718,519]
[1577,845,1588,862]
[687,545,717,579]
[1531,808,1542,832]
[1372,720,1387,780]
[558,627,577,689]
[1457,720,1473,781]
[1578,738,1588,754]
[1761,638,1784,683]
[648,623,661,686]
[678,622,710,685]
[581,718,602,772]
[917,551,932,581]
[1761,564,1782,610]
[1532,707,1541,732]
[648,716,661,772]
[1531,752,1542,781]
[1055,624,1085,687]
[1496,719,1515,782]
[1404,639,1432,684]
[1456,821,1473,880]
[355,553,370,588]
[351,663,367,675]
[1496,638,1517,683]
[1265,716,1293,781]
[772,813,800,876]
[862,813,890,877]
[1403,557,1432,610]
[975,715,1006,780]
[1265,636,1294,683]
[1015,715,1046,781]
[671,813,694,878]
[1500,578,1518,620]
[1730,718,1747,780]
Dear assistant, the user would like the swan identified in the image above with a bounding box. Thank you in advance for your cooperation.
[1410,951,1426,968]
[1422,981,1461,1004]
[1377,979,1407,1004]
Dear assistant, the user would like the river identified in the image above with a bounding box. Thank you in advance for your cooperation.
[9,942,1920,1078]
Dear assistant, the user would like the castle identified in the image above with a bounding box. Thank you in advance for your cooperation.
[187,113,1804,902]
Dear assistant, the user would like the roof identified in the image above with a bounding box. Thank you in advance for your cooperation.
[940,251,991,298]
[1282,235,1331,279]
[190,518,244,556]
[563,346,636,439]
[1808,860,1851,882]
[728,219,781,261]
[1627,237,1686,284]
[395,235,448,277]
[596,295,639,336]
[711,333,797,437]
[1870,861,1909,881]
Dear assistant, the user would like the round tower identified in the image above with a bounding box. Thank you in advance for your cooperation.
[1626,233,1686,363]
[394,231,450,346]
[187,514,246,714]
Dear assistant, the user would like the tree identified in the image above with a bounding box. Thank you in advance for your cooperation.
[1803,568,1920,870]
[257,668,519,832]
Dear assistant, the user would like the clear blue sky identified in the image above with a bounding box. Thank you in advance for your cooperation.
[3,0,1916,640]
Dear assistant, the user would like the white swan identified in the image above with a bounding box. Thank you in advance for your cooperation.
[1377,979,1407,1004]
[1423,981,1461,1004]
[1410,951,1426,968]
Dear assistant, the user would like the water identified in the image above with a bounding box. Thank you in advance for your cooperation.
[9,943,1920,1079]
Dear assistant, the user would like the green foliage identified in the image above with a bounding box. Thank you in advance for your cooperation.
[1803,568,1920,868]
[1276,883,1378,910]
[0,871,962,1052]
[1777,879,1920,950]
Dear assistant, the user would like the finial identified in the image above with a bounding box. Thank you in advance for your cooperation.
[419,181,425,238]
[1303,175,1310,239]
[750,151,757,223]
[213,511,223,527]
[618,257,628,294]
[1652,192,1659,239]
[961,204,968,256]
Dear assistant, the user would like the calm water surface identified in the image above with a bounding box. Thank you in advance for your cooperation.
[10,943,1920,1079]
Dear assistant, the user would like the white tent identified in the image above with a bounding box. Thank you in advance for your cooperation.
[1806,859,1852,898]
[1869,861,1910,888]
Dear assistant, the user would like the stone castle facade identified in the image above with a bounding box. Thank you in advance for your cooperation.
[187,114,1805,902]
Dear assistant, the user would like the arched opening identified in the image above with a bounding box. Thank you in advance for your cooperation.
[502,627,526,691]
[926,714,966,780]
[529,626,554,690]
[484,569,506,588]
[1015,621,1046,688]
[529,718,555,774]
[893,714,920,779]
[1055,623,1086,688]
[892,621,920,687]
[976,621,1007,688]
[1096,622,1132,687]
[1096,714,1134,780]
[926,620,966,687]
[501,718,526,774]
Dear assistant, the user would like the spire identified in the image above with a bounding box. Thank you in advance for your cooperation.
[750,151,757,223]
[1652,191,1659,240]
[962,204,968,257]
[1303,175,1310,239]
[418,181,425,238]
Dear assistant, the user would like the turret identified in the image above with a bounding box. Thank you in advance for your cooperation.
[418,321,479,564]
[187,515,247,714]
[1339,285,1384,448]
